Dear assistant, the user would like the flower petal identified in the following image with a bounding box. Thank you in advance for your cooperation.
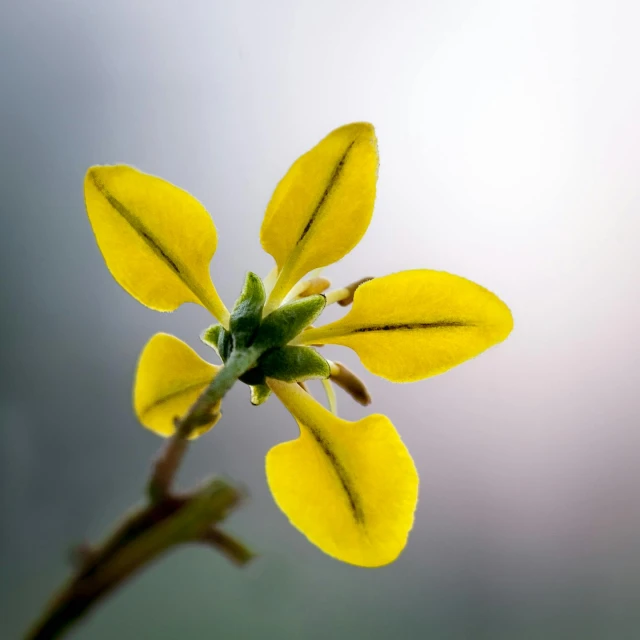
[297,269,513,382]
[261,123,378,312]
[266,380,418,567]
[85,165,229,324]
[134,333,220,438]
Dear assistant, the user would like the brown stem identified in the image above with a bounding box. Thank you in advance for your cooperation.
[147,347,259,502]
[201,528,256,566]
[26,347,261,639]
[147,428,190,502]
[26,480,243,639]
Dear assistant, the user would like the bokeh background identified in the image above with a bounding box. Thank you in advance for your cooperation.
[2,1,639,638]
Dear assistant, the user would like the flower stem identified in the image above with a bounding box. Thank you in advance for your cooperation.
[26,346,261,640]
[148,346,261,502]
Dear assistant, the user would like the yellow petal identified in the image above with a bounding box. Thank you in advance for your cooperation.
[298,269,513,382]
[85,165,229,325]
[134,333,220,438]
[266,380,418,567]
[261,123,378,312]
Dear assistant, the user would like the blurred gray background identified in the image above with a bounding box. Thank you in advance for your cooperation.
[1,1,639,638]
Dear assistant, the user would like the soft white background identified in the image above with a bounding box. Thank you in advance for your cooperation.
[1,1,639,638]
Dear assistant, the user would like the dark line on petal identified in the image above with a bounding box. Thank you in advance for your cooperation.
[138,229,180,273]
[297,140,356,245]
[90,172,182,276]
[306,424,365,524]
[352,321,471,333]
[140,379,213,418]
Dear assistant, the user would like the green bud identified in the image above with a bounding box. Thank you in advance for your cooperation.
[259,346,330,382]
[253,295,325,351]
[250,383,271,406]
[229,272,266,349]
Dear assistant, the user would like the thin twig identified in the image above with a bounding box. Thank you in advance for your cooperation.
[147,347,259,501]
[201,528,256,566]
[26,346,262,640]
[26,480,242,640]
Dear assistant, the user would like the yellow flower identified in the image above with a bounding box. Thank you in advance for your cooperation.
[84,123,513,567]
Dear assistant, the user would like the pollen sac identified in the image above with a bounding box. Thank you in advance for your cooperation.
[260,346,330,382]
[229,272,266,349]
[337,277,374,307]
[329,361,372,406]
[253,295,326,352]
[297,277,331,298]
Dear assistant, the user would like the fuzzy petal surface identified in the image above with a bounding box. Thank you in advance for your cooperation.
[134,333,220,437]
[298,270,513,382]
[266,380,418,567]
[85,165,228,323]
[261,123,378,310]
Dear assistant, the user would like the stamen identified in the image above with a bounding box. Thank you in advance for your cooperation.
[321,378,338,415]
[282,279,311,304]
[264,268,327,314]
[297,277,332,298]
[327,361,372,406]
[262,265,279,297]
[324,277,373,307]
[280,276,332,307]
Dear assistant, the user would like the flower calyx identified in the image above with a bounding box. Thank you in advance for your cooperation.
[202,272,330,401]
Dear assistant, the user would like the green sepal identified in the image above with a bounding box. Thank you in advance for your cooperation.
[229,272,266,349]
[219,328,233,362]
[253,295,326,351]
[239,367,266,386]
[259,346,330,382]
[201,324,223,358]
[250,383,271,406]
[202,324,233,362]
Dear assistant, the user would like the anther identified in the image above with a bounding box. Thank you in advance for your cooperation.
[328,361,372,406]
[284,276,332,304]
[298,277,332,297]
[324,277,373,306]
